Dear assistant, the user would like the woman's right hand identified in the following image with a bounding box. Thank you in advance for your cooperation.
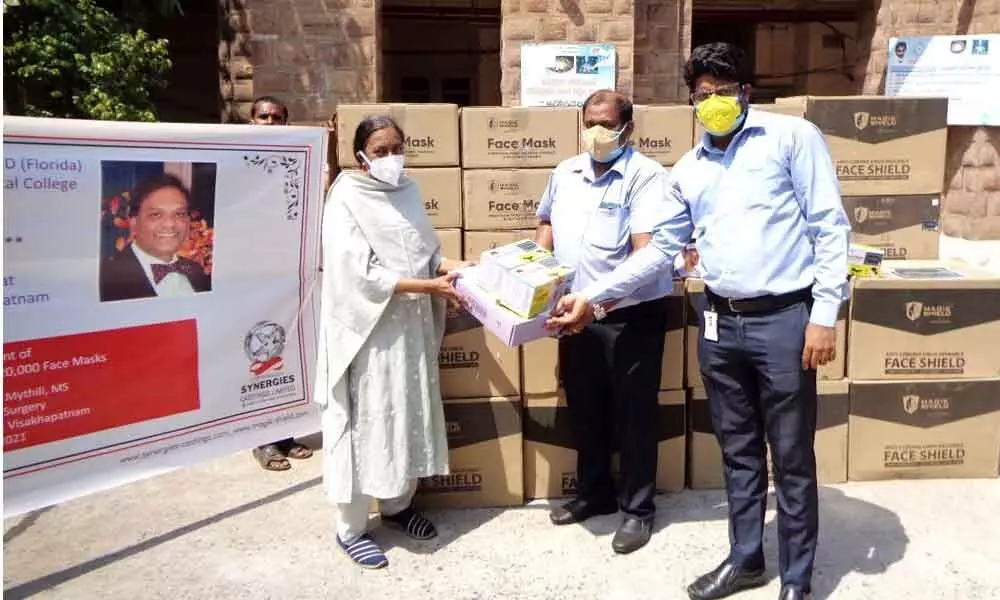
[426,272,464,308]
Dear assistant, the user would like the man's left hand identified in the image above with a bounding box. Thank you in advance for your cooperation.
[545,293,594,334]
[802,323,837,370]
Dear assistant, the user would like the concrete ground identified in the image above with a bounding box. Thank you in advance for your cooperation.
[4,445,999,600]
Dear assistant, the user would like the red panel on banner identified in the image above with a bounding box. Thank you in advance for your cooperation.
[3,321,201,451]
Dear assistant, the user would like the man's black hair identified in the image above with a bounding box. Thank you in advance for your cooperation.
[250,95,289,121]
[129,173,191,217]
[581,89,633,125]
[683,42,754,93]
[352,115,406,156]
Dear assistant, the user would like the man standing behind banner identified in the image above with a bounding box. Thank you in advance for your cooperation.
[548,43,849,600]
[244,95,318,473]
[536,89,674,555]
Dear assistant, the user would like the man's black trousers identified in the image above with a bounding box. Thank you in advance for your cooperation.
[558,299,668,520]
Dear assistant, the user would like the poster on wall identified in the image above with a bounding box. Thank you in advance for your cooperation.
[2,116,326,517]
[885,34,1000,126]
[520,43,617,107]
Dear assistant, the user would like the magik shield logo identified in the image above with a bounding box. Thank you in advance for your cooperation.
[904,301,952,321]
[901,394,950,414]
[244,321,286,376]
[853,206,892,223]
[853,112,870,130]
[853,111,898,131]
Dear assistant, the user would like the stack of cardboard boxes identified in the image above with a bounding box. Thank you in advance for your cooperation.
[846,261,1000,481]
[334,97,1000,511]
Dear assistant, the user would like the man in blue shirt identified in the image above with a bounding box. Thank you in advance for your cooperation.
[536,89,678,555]
[548,44,849,600]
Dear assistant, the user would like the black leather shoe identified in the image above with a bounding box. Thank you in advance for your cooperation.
[686,561,768,600]
[549,497,617,525]
[611,517,652,554]
[778,586,812,600]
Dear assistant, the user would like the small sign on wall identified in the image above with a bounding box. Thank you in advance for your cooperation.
[885,34,1000,126]
[519,43,617,107]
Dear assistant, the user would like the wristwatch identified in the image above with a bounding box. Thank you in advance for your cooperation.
[592,303,608,321]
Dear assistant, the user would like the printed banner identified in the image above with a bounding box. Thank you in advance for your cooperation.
[2,116,326,517]
[520,43,617,107]
[885,34,1000,126]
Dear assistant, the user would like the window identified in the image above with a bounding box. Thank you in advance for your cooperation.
[441,77,472,106]
[400,77,431,103]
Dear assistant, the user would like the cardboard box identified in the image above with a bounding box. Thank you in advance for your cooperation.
[849,243,886,278]
[629,105,695,166]
[415,396,524,508]
[462,169,551,231]
[522,390,686,500]
[494,256,575,319]
[843,194,941,260]
[435,228,462,262]
[410,168,463,228]
[460,107,580,168]
[519,290,687,396]
[685,278,848,386]
[336,103,460,168]
[775,96,948,195]
[464,229,537,260]
[660,284,687,390]
[477,238,552,299]
[688,379,850,489]
[342,167,461,228]
[684,278,706,389]
[521,336,560,395]
[440,307,521,399]
[848,378,1000,480]
[453,269,554,347]
[847,260,1000,380]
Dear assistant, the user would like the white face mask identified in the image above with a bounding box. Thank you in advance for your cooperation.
[359,151,405,187]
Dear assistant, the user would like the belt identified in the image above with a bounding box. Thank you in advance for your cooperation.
[705,286,812,315]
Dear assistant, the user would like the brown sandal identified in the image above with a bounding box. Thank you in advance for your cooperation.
[285,443,313,460]
[252,444,291,471]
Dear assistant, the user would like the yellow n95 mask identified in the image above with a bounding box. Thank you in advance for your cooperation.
[695,94,747,137]
[582,125,628,164]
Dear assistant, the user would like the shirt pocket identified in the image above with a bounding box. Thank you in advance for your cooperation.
[587,203,627,250]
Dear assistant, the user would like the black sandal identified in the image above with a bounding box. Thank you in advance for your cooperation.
[252,444,291,471]
[382,507,438,540]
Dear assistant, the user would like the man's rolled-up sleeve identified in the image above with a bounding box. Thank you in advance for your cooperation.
[580,173,694,303]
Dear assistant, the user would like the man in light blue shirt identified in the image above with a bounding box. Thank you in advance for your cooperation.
[549,45,849,600]
[535,89,679,555]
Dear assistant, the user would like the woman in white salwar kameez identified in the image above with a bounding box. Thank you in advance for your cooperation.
[315,116,469,570]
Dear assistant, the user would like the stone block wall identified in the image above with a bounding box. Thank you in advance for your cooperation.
[633,0,690,103]
[857,0,1000,240]
[500,0,635,106]
[219,0,379,125]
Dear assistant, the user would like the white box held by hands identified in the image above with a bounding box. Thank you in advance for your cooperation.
[478,239,575,318]
[453,267,557,347]
[498,254,575,318]
[478,239,550,291]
